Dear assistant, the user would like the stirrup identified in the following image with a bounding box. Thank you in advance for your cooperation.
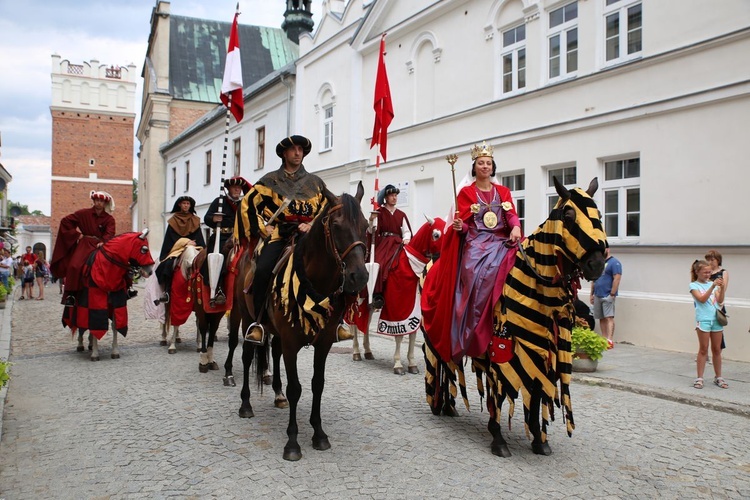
[244,322,265,345]
[336,323,354,342]
[211,290,226,306]
[64,296,76,308]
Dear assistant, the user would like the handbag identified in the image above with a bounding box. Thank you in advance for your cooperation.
[716,307,728,327]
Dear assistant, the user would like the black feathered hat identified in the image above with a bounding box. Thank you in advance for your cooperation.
[171,196,196,214]
[377,185,400,206]
[276,135,312,158]
[224,176,251,194]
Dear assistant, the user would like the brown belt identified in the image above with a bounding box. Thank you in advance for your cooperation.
[380,232,399,237]
[219,227,233,234]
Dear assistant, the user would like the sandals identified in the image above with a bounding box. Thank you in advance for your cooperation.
[714,377,729,389]
[693,378,704,389]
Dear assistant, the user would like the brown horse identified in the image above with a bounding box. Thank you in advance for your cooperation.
[238,182,369,461]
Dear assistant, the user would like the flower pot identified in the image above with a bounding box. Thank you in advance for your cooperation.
[572,351,598,373]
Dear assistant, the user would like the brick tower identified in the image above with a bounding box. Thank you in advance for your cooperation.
[50,55,137,243]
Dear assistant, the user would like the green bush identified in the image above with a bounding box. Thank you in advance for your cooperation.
[0,359,9,389]
[0,282,7,301]
[571,326,608,362]
[7,275,14,290]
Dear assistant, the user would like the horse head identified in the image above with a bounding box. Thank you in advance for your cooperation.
[408,215,446,260]
[102,230,156,278]
[324,181,369,294]
[178,243,201,280]
[551,177,607,281]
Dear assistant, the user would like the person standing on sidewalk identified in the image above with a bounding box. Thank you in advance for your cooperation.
[690,259,727,389]
[590,244,622,349]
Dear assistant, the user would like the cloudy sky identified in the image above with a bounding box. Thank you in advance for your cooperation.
[0,0,323,215]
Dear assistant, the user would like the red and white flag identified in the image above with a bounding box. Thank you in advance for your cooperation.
[221,9,244,123]
[370,35,394,161]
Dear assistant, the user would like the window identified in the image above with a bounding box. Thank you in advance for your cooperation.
[501,173,526,233]
[204,150,212,185]
[602,157,640,238]
[256,127,265,170]
[546,165,577,213]
[184,160,190,192]
[323,105,334,151]
[548,2,578,80]
[604,0,642,64]
[501,24,526,94]
[171,167,176,196]
[233,138,241,176]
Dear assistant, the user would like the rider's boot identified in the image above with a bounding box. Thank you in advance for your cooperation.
[336,323,354,342]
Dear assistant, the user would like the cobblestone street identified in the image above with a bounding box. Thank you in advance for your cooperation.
[1,285,749,499]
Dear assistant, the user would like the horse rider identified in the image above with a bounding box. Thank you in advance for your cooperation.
[241,134,354,344]
[203,176,251,305]
[368,184,412,309]
[155,196,205,304]
[50,191,116,307]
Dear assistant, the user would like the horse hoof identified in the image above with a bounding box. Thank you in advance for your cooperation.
[312,437,331,451]
[407,366,419,374]
[442,406,459,417]
[238,406,254,419]
[393,367,405,375]
[76,346,84,352]
[283,448,302,462]
[176,337,182,343]
[111,353,120,359]
[90,356,100,362]
[352,353,362,361]
[364,352,375,360]
[160,340,167,346]
[491,443,512,458]
[274,395,289,409]
[199,363,209,373]
[208,361,219,370]
[168,348,177,354]
[262,374,273,385]
[532,441,552,456]
[223,375,236,387]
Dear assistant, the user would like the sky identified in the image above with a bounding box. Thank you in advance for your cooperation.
[0,0,323,215]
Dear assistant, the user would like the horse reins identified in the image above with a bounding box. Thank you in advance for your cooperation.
[97,246,142,275]
[322,203,366,295]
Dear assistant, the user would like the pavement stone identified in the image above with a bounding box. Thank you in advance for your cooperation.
[0,281,749,498]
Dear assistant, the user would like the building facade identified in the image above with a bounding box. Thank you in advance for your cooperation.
[136,0,299,256]
[149,0,750,361]
[50,55,137,241]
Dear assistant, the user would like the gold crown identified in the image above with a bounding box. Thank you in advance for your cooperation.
[470,141,494,161]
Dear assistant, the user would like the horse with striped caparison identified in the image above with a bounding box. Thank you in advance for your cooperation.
[424,177,606,457]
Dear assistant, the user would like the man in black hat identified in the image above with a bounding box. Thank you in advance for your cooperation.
[155,196,206,303]
[204,177,251,305]
[240,134,353,343]
[368,184,411,309]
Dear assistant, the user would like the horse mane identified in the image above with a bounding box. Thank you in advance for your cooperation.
[178,244,200,279]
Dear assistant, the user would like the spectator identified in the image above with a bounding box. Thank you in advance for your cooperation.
[22,263,34,300]
[590,244,622,349]
[690,259,727,389]
[705,249,728,350]
[34,251,47,300]
[0,248,12,290]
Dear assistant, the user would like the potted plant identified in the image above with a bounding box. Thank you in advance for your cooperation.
[571,324,608,372]
[0,282,7,309]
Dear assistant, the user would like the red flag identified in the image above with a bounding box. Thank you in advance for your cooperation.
[370,35,394,161]
[221,10,244,123]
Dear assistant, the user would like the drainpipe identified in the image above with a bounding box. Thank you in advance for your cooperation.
[280,74,292,136]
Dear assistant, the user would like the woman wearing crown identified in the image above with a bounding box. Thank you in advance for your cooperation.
[422,142,522,364]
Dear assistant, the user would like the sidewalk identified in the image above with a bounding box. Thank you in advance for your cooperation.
[575,342,750,418]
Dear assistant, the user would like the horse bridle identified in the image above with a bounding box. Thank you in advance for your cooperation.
[97,246,144,276]
[322,203,367,295]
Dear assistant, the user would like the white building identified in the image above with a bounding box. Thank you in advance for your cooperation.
[159,0,750,361]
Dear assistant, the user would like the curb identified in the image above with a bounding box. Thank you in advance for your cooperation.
[575,374,750,419]
[0,286,16,442]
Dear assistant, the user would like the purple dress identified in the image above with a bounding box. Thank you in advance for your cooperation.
[451,188,516,361]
